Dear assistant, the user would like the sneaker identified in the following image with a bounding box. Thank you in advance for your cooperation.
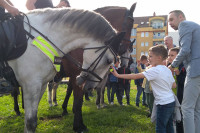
[142,103,148,107]
[85,97,90,101]
[102,104,107,108]
[110,102,114,105]
[147,113,151,118]
[120,103,124,106]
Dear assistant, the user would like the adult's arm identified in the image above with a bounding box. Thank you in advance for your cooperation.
[26,0,37,10]
[0,0,19,16]
[171,21,192,68]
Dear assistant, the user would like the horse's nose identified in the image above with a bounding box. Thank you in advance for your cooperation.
[76,73,87,86]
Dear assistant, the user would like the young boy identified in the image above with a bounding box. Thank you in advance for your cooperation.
[168,47,186,133]
[135,55,148,107]
[108,57,120,105]
[112,45,176,133]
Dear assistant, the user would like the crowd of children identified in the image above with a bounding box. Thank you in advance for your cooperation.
[110,44,185,133]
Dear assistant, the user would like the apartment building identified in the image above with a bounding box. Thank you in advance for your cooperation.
[130,12,168,62]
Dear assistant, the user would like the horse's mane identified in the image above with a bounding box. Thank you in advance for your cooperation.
[27,8,116,41]
[94,6,127,12]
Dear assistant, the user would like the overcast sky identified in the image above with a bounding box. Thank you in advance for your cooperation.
[12,0,199,32]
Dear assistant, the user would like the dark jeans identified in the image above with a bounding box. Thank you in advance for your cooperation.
[176,83,184,133]
[136,85,146,105]
[156,101,175,133]
[107,83,111,103]
[119,84,130,104]
[108,82,119,103]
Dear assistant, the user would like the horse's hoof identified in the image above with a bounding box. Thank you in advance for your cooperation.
[54,103,58,106]
[102,104,107,108]
[74,127,88,133]
[97,105,101,109]
[62,111,68,116]
[16,111,21,116]
[49,103,53,107]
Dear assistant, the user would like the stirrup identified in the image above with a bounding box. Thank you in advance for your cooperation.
[0,78,13,94]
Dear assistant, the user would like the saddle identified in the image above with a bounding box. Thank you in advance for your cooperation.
[0,7,27,87]
[0,8,27,61]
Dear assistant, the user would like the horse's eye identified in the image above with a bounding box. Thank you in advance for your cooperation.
[107,59,113,64]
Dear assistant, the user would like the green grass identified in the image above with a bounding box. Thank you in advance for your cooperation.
[0,82,155,133]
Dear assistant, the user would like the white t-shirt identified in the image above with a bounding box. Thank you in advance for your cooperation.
[142,65,175,105]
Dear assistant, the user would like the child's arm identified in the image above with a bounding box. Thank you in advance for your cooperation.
[172,82,176,89]
[174,68,180,75]
[111,66,145,80]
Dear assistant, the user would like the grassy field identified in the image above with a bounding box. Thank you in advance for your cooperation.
[0,81,155,133]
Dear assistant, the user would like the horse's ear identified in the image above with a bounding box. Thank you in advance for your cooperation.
[130,38,136,46]
[129,3,137,17]
[110,32,126,52]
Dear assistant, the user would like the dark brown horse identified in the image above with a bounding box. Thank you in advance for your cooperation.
[49,4,137,132]
[13,3,136,133]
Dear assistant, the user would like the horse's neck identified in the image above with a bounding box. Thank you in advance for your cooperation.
[25,15,94,55]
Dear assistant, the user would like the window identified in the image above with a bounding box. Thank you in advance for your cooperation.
[132,48,136,55]
[141,52,144,56]
[145,42,149,46]
[133,57,136,62]
[141,42,144,47]
[145,51,148,56]
[141,32,144,37]
[131,28,136,36]
[153,32,165,39]
[151,19,164,29]
[145,32,149,37]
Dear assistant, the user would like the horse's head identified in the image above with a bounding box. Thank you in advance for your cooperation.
[119,39,135,67]
[95,3,137,68]
[76,32,125,90]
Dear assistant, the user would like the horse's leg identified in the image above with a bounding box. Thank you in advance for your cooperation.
[100,74,108,108]
[96,87,101,109]
[47,81,53,107]
[62,79,73,116]
[23,83,46,133]
[72,77,87,132]
[21,88,24,109]
[12,87,21,116]
[101,86,106,108]
[52,81,61,106]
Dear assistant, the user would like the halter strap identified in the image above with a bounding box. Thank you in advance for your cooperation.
[21,12,119,82]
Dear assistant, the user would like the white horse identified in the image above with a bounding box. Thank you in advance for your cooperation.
[8,8,124,132]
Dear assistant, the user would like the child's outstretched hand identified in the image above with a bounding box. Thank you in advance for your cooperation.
[110,66,119,77]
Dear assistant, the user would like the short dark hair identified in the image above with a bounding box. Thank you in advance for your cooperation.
[149,45,168,60]
[169,10,186,19]
[140,55,147,61]
[114,56,120,64]
[60,0,71,7]
[169,47,180,54]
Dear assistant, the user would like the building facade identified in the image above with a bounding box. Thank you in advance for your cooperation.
[130,13,168,62]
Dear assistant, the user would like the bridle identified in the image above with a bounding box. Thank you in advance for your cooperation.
[21,12,119,83]
[119,9,134,60]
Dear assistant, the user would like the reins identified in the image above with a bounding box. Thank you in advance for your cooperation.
[20,12,119,82]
